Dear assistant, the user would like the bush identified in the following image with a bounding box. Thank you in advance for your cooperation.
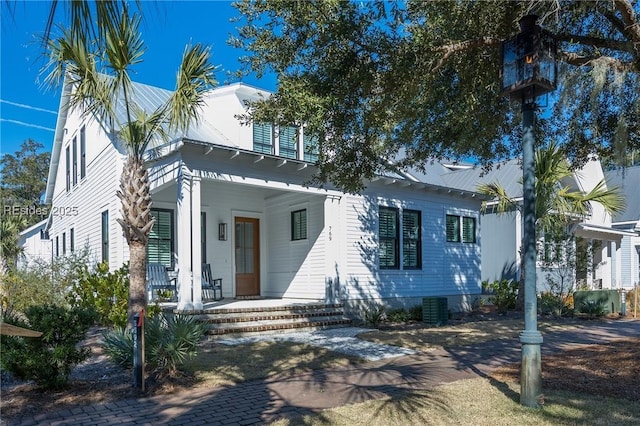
[626,287,639,315]
[0,248,92,317]
[488,279,518,314]
[362,303,386,327]
[538,292,567,317]
[387,308,411,323]
[578,299,607,318]
[0,305,96,389]
[408,304,423,321]
[102,313,207,377]
[67,262,129,328]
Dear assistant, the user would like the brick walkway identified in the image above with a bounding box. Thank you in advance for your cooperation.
[4,319,639,426]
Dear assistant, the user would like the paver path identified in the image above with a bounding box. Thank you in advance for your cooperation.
[4,319,639,426]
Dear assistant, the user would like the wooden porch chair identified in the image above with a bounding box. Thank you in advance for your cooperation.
[146,263,177,302]
[202,263,223,301]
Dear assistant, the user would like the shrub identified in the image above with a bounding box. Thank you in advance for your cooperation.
[387,308,411,323]
[578,299,607,318]
[538,292,566,317]
[0,248,92,316]
[102,313,207,377]
[488,279,518,314]
[362,303,386,327]
[67,262,129,328]
[626,287,639,315]
[0,305,96,389]
[407,304,423,321]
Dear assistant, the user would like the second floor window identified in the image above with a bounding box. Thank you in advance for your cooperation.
[253,123,273,154]
[279,126,298,159]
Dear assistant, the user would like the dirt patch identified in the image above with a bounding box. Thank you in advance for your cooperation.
[491,337,640,402]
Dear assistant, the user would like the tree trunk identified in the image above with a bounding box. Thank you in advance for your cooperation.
[116,155,154,323]
[128,241,147,320]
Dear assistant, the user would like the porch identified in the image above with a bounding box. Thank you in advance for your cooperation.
[147,141,344,311]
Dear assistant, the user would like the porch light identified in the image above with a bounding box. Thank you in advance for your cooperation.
[500,14,558,409]
[218,223,227,241]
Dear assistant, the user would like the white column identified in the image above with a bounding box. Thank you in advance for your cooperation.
[587,239,594,289]
[176,166,193,310]
[191,176,203,309]
[610,240,617,289]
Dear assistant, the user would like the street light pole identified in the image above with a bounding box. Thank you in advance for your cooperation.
[519,89,543,407]
[500,14,557,408]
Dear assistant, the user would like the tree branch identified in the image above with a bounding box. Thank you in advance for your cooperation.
[431,37,502,73]
[559,50,636,72]
[556,33,635,54]
[614,0,640,45]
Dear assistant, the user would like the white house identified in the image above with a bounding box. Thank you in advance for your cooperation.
[606,166,640,289]
[439,158,636,291]
[39,78,487,312]
[17,219,52,268]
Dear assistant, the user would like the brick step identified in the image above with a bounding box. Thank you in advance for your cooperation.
[192,302,352,336]
[205,317,353,336]
[203,310,347,324]
[200,303,346,315]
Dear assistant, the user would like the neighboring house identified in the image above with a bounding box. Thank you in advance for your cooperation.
[17,219,52,268]
[440,158,635,291]
[36,78,487,313]
[606,166,640,289]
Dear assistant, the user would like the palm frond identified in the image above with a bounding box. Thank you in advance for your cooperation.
[477,182,518,214]
[167,43,217,133]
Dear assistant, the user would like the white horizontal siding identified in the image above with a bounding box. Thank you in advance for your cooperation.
[49,115,126,270]
[341,185,482,302]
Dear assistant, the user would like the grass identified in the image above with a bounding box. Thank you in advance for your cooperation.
[183,340,363,387]
[358,317,582,350]
[268,378,640,425]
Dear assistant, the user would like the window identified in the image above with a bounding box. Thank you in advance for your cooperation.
[291,209,307,241]
[70,228,75,252]
[101,210,109,263]
[446,214,476,243]
[72,136,78,186]
[462,217,476,243]
[62,232,66,255]
[303,133,319,163]
[147,209,174,269]
[253,123,273,154]
[402,210,421,269]
[80,126,86,179]
[55,235,59,257]
[279,126,298,159]
[446,215,460,242]
[65,146,70,192]
[379,207,399,269]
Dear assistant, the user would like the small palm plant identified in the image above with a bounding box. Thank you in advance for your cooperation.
[478,142,626,308]
[42,6,216,320]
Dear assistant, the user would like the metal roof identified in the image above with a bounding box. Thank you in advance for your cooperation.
[439,159,524,198]
[606,165,640,224]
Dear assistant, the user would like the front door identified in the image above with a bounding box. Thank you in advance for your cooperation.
[235,217,260,296]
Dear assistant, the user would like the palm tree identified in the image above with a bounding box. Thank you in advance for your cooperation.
[478,141,626,308]
[42,6,216,320]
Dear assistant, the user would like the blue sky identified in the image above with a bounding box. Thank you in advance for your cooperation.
[0,1,277,158]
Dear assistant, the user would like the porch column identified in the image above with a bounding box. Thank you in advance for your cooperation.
[176,167,193,310]
[610,240,617,289]
[191,176,203,309]
[586,239,594,289]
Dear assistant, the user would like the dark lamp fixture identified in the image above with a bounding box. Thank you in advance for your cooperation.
[500,15,558,101]
[218,223,227,241]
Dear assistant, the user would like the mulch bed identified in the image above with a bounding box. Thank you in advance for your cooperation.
[491,337,640,402]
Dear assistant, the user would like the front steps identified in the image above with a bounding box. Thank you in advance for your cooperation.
[192,302,352,336]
